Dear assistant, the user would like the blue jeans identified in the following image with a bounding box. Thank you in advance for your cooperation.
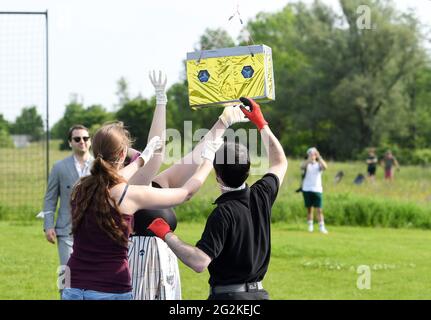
[62,288,133,300]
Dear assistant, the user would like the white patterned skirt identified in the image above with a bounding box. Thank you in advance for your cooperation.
[128,236,181,300]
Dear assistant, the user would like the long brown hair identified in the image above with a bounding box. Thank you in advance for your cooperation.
[71,121,133,246]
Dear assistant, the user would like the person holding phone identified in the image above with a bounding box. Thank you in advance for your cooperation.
[300,147,328,234]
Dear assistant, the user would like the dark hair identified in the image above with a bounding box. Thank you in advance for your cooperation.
[68,124,89,141]
[71,122,132,246]
[213,142,250,188]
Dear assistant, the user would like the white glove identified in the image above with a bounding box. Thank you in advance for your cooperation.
[219,105,250,128]
[140,136,163,165]
[149,70,168,105]
[201,138,224,162]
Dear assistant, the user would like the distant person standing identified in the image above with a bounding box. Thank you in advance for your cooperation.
[39,125,94,294]
[301,147,328,234]
[381,150,399,181]
[366,148,378,182]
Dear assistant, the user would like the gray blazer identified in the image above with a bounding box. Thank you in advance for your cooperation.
[43,155,94,236]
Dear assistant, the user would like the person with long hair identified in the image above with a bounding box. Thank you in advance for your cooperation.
[38,124,93,297]
[146,97,288,300]
[62,121,221,300]
[126,82,249,299]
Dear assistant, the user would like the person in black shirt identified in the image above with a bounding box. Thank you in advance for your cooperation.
[147,97,288,300]
[366,148,378,182]
[125,71,250,299]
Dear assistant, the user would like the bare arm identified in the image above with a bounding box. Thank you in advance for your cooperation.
[165,233,211,273]
[128,104,166,185]
[129,72,167,186]
[318,157,328,171]
[118,157,145,181]
[260,125,288,185]
[153,119,226,188]
[394,158,400,168]
[123,159,214,212]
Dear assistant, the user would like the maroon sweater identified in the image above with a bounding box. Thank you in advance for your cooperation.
[67,204,132,293]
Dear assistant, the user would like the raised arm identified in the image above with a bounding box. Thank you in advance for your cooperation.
[128,70,168,185]
[153,106,249,188]
[239,97,288,184]
[316,150,328,171]
[260,126,288,184]
[123,138,223,212]
[118,136,162,181]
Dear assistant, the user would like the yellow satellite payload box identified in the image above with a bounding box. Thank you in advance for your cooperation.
[186,45,275,109]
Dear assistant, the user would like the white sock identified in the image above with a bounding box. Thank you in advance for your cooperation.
[308,220,313,225]
[319,221,325,228]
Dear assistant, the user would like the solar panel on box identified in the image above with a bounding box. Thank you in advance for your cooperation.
[186,45,275,109]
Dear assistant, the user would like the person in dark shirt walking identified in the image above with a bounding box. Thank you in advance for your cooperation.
[366,148,378,182]
[147,97,288,300]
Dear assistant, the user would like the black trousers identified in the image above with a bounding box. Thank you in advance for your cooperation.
[208,289,269,300]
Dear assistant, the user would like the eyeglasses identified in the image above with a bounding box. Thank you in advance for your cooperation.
[72,136,90,143]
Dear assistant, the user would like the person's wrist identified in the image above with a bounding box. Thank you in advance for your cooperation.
[218,115,229,128]
[155,89,167,104]
[259,123,269,130]
[163,231,174,241]
[139,152,150,166]
[136,156,145,167]
[256,119,268,130]
[129,150,141,162]
[201,151,215,162]
[220,118,229,128]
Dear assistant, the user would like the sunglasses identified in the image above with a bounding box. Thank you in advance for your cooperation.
[72,136,90,143]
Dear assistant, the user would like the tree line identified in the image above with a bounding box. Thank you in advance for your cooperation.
[1,0,430,164]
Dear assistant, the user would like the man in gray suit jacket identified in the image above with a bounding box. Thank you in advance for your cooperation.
[40,124,94,273]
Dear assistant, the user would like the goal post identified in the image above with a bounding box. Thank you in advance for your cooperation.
[0,11,49,217]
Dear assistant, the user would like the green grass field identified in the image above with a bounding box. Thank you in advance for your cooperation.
[1,140,431,207]
[1,140,431,227]
[0,221,430,300]
[1,141,431,299]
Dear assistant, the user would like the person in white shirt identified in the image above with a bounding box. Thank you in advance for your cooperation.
[300,147,328,234]
[73,154,92,178]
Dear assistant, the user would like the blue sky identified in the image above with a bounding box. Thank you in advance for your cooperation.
[0,0,430,126]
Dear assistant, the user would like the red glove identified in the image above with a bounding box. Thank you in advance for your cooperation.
[239,97,268,130]
[147,218,172,240]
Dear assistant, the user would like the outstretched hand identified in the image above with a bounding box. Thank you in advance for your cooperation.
[219,105,250,128]
[140,136,163,165]
[239,97,268,130]
[149,70,168,105]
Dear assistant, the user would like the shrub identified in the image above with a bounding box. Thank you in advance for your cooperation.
[2,192,431,230]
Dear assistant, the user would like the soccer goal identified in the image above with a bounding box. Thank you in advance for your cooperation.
[0,11,49,217]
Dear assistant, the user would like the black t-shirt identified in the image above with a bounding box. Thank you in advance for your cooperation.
[196,173,280,287]
[132,181,177,236]
[367,155,378,170]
